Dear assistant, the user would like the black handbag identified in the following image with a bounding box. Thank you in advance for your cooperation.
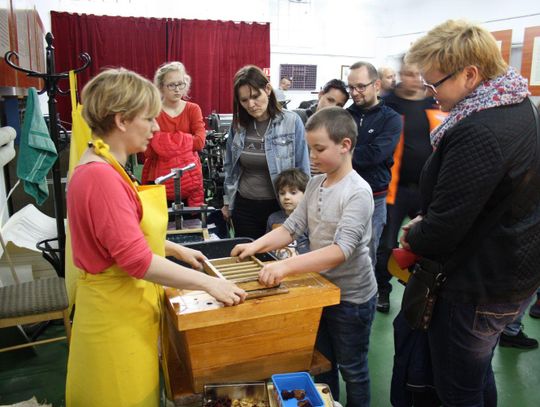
[401,98,540,331]
[401,258,445,330]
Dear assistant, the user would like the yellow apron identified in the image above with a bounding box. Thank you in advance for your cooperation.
[66,140,168,407]
[65,70,94,309]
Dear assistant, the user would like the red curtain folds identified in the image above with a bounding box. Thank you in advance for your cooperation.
[50,12,270,123]
[51,11,167,124]
[167,19,270,118]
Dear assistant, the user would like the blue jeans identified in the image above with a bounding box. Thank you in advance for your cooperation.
[428,296,530,406]
[314,295,376,407]
[503,294,535,336]
[369,195,387,270]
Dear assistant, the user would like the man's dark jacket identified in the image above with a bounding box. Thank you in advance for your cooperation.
[347,100,402,195]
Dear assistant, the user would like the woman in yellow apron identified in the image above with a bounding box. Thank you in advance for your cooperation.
[65,69,246,407]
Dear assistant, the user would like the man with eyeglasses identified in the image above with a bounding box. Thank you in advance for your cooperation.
[346,61,402,274]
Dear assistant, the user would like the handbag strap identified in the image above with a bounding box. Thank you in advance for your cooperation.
[441,97,540,274]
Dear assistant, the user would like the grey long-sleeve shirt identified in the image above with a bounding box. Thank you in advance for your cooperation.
[283,171,377,304]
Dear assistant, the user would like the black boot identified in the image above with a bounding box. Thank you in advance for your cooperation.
[499,329,539,349]
[376,291,390,313]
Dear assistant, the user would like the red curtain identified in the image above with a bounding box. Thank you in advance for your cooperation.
[167,19,270,118]
[51,11,167,124]
[50,12,270,124]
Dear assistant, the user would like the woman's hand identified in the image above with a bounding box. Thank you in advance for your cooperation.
[221,205,230,221]
[205,278,247,306]
[231,243,257,260]
[400,215,424,250]
[168,242,207,270]
[181,246,207,270]
[259,261,290,287]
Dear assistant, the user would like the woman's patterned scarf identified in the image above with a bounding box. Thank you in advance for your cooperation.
[430,67,530,148]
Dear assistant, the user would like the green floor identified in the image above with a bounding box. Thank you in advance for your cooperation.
[1,282,539,406]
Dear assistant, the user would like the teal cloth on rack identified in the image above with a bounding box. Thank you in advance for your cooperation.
[17,87,58,205]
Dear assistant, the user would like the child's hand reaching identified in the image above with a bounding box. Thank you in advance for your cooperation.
[259,261,290,286]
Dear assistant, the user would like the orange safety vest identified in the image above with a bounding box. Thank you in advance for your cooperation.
[387,109,447,205]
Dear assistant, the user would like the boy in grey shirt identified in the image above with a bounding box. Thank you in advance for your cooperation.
[232,107,377,407]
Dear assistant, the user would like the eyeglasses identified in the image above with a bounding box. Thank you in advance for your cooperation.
[347,80,375,94]
[165,82,186,91]
[422,71,457,94]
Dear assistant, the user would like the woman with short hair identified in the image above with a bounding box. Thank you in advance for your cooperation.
[398,20,540,406]
[66,68,245,407]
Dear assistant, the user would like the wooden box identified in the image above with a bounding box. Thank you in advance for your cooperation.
[164,271,340,395]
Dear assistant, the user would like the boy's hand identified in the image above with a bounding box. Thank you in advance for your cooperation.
[231,243,257,260]
[259,261,290,286]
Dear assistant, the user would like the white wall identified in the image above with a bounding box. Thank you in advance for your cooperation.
[34,0,540,109]
[377,1,540,68]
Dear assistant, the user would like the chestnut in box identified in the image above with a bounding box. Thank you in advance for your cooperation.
[271,373,324,407]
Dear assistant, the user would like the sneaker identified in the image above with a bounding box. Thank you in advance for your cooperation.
[529,298,540,319]
[376,292,390,313]
[499,330,539,349]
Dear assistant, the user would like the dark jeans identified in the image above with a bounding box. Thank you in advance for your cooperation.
[375,185,421,295]
[369,195,388,269]
[314,295,376,407]
[428,296,530,406]
[231,193,280,240]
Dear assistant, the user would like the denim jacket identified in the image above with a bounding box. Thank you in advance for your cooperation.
[223,110,310,210]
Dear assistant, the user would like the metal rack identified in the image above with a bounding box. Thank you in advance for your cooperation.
[4,32,91,277]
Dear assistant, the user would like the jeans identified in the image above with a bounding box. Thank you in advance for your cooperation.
[503,294,535,336]
[428,296,530,407]
[314,295,376,407]
[368,195,387,270]
[375,185,421,295]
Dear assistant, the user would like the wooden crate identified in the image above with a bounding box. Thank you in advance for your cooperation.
[164,272,340,395]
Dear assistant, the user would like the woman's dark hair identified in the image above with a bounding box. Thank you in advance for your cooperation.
[321,79,349,101]
[232,65,282,130]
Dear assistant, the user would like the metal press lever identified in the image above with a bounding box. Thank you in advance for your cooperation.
[154,163,196,185]
[154,163,196,229]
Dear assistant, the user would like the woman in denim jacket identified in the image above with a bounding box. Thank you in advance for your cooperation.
[222,65,310,239]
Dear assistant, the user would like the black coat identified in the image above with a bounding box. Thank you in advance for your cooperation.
[407,99,540,304]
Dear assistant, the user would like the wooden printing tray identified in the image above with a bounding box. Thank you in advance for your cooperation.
[203,256,288,298]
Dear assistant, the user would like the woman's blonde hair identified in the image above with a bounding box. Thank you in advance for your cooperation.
[154,61,192,97]
[82,68,161,137]
[406,20,507,80]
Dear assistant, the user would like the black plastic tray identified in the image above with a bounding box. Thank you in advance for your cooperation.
[168,237,275,267]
